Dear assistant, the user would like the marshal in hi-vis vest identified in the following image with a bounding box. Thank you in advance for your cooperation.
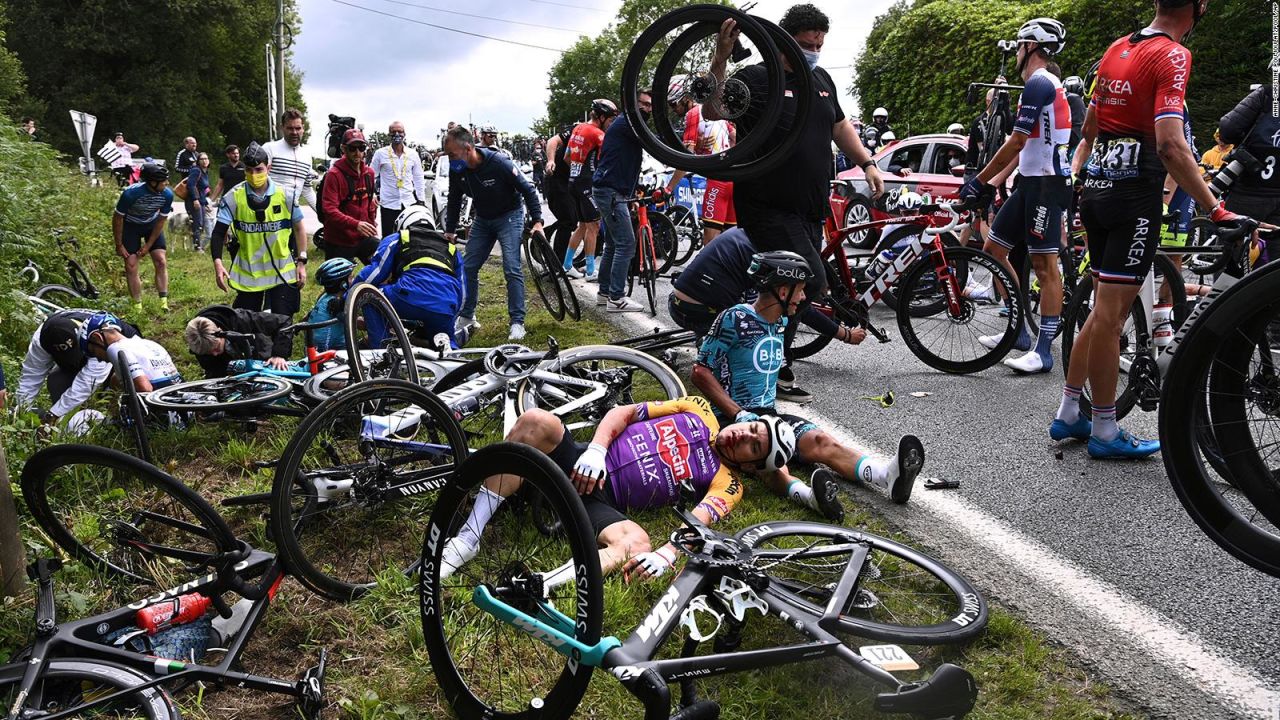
[229,183,296,292]
[395,225,457,278]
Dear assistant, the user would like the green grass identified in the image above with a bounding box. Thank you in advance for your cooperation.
[0,240,1141,718]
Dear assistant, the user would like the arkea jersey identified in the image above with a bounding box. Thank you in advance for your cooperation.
[1013,68,1071,177]
[605,396,741,522]
[683,105,732,155]
[1085,29,1192,181]
[566,122,605,190]
[696,304,786,421]
[106,336,182,387]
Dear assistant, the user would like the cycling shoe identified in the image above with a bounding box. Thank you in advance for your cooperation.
[1049,416,1092,441]
[891,435,925,504]
[809,466,846,524]
[1004,351,1052,374]
[1087,429,1160,460]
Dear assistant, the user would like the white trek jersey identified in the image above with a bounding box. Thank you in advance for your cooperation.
[1012,68,1072,178]
[107,336,182,387]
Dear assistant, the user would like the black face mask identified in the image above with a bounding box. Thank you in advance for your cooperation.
[640,109,652,122]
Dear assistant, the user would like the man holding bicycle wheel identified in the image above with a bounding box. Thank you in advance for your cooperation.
[961,18,1073,376]
[692,252,924,518]
[439,396,798,584]
[1053,0,1246,459]
[707,4,883,403]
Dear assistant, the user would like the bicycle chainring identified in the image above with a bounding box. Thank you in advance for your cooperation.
[671,526,753,568]
[1131,355,1161,411]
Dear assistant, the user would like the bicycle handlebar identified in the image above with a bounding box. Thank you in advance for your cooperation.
[283,317,340,334]
[919,204,962,235]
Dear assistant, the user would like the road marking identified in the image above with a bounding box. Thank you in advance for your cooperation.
[581,283,1279,719]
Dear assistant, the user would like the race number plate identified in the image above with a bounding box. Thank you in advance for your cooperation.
[859,644,919,672]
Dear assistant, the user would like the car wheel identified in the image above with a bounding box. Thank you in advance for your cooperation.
[843,196,880,249]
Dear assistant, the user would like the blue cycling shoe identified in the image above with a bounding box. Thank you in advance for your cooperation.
[1049,416,1091,441]
[1087,429,1160,459]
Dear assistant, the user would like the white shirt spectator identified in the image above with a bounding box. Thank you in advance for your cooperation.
[264,137,316,210]
[370,145,426,210]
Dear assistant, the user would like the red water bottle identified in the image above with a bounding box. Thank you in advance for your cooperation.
[136,593,211,635]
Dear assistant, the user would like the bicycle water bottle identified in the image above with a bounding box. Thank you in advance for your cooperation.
[1152,304,1174,349]
[137,592,212,635]
[866,248,895,279]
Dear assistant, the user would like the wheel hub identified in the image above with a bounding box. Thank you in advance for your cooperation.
[1249,371,1280,416]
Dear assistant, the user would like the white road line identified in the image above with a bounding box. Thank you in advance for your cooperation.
[583,284,1279,719]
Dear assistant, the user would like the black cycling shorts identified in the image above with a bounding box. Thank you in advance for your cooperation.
[121,221,166,254]
[574,187,601,223]
[545,425,627,536]
[546,185,579,228]
[989,175,1071,255]
[1080,179,1162,285]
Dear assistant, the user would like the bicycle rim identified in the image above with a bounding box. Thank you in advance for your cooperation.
[0,659,180,719]
[526,235,566,321]
[144,375,293,412]
[21,445,237,586]
[344,283,422,386]
[271,379,468,601]
[422,443,601,719]
[897,246,1019,374]
[736,521,987,644]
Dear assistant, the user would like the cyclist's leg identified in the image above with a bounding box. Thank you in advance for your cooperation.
[668,296,719,341]
[120,223,145,303]
[148,232,169,308]
[1011,177,1068,370]
[578,189,602,276]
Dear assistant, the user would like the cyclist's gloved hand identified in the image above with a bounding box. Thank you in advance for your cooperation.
[625,545,678,583]
[735,409,760,424]
[572,443,609,493]
[1209,202,1245,227]
[959,176,994,205]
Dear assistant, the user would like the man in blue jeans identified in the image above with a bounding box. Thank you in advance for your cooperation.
[592,88,653,313]
[444,126,544,340]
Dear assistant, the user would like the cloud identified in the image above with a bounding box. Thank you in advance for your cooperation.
[292,0,897,157]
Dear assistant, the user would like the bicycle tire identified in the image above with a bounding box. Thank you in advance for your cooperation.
[0,659,180,720]
[121,383,154,465]
[560,264,582,321]
[270,378,468,601]
[665,204,701,267]
[145,375,293,412]
[872,226,960,314]
[639,225,658,315]
[514,345,686,439]
[1159,264,1280,578]
[735,520,988,644]
[33,284,85,310]
[344,283,422,386]
[897,246,1020,374]
[649,210,679,277]
[422,442,602,719]
[67,259,99,299]
[789,261,856,360]
[525,233,567,321]
[21,445,238,585]
[1062,253,1187,420]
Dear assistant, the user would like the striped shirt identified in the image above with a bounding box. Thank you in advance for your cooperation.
[115,182,174,225]
[263,138,314,190]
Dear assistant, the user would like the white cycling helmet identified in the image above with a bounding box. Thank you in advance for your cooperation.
[947,122,966,135]
[889,187,925,212]
[872,107,889,120]
[667,74,689,104]
[880,130,897,142]
[1016,17,1066,55]
[396,204,435,232]
[755,415,797,472]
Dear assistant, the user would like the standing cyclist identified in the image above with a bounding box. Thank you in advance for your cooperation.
[565,100,619,281]
[1053,0,1245,459]
[112,163,173,313]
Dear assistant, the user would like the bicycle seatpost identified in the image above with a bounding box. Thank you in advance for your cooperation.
[28,558,62,635]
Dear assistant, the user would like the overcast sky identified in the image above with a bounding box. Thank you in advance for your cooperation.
[292,0,899,157]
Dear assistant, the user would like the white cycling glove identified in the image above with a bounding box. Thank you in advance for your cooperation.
[633,546,678,579]
[735,409,760,424]
[573,443,609,484]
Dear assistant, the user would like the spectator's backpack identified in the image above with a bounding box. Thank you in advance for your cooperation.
[314,167,374,225]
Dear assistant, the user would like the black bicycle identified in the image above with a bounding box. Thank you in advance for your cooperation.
[421,443,988,719]
[12,445,327,718]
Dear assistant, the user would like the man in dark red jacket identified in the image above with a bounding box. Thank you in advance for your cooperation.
[321,128,378,263]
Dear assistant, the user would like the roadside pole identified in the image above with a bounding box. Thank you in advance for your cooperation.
[0,442,27,598]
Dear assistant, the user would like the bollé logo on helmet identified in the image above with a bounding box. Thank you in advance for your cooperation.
[772,266,806,280]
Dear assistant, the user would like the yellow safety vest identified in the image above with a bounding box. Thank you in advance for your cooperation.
[228,183,296,292]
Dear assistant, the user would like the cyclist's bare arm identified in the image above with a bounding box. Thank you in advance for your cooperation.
[1155,118,1218,212]
[690,363,744,420]
[702,18,740,122]
[133,375,154,393]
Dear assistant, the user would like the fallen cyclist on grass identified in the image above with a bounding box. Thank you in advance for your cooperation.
[439,395,795,584]
[691,251,926,520]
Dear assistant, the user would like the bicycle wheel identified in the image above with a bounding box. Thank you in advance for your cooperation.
[270,378,468,601]
[872,226,961,314]
[344,283,422,386]
[665,204,700,267]
[33,284,85,310]
[145,375,292,412]
[790,261,857,360]
[525,233,567,321]
[736,521,987,644]
[1061,253,1187,420]
[119,382,154,465]
[422,442,602,719]
[639,225,658,315]
[0,659,180,719]
[515,345,686,440]
[649,210,679,277]
[559,264,582,321]
[21,445,238,586]
[896,246,1020,374]
[1160,264,1280,577]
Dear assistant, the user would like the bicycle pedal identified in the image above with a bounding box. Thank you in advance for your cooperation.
[297,648,328,719]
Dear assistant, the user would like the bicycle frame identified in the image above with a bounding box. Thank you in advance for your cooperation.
[1,553,318,720]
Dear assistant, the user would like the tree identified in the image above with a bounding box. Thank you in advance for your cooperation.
[852,0,1266,139]
[0,1,25,114]
[4,0,308,161]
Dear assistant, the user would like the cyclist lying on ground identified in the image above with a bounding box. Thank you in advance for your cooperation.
[183,305,297,378]
[692,252,926,519]
[304,258,355,352]
[79,312,182,393]
[439,395,796,584]
[15,309,140,426]
[353,205,467,347]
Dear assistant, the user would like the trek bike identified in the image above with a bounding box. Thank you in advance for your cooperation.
[792,200,1023,374]
[12,445,327,719]
[421,442,989,720]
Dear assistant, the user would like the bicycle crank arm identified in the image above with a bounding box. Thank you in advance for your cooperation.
[472,585,621,665]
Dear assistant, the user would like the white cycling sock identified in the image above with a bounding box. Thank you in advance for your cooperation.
[1092,404,1119,442]
[855,455,895,493]
[787,480,817,511]
[1056,385,1082,424]
[457,487,505,549]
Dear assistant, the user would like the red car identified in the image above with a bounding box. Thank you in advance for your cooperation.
[829,133,968,248]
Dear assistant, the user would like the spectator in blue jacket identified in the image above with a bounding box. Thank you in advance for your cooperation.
[357,205,467,348]
[443,126,543,341]
[187,152,212,252]
[593,88,653,313]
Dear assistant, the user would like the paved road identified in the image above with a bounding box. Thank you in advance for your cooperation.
[553,234,1280,719]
